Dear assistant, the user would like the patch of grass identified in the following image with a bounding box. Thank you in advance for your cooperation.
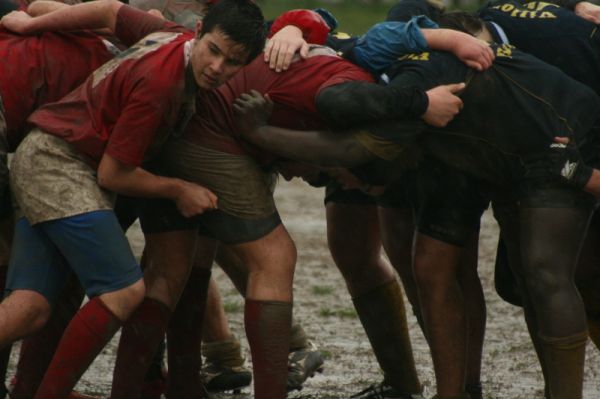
[319,306,357,319]
[257,0,391,35]
[319,349,333,360]
[223,300,243,313]
[311,285,334,296]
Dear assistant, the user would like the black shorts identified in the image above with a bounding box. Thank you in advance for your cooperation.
[114,195,281,245]
[413,162,489,247]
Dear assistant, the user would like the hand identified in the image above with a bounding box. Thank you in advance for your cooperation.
[265,25,309,72]
[233,90,274,137]
[548,136,592,188]
[422,83,465,127]
[0,11,33,34]
[450,31,494,71]
[575,1,600,24]
[174,181,218,217]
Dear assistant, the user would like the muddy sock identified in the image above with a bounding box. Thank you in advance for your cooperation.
[144,339,166,381]
[111,298,171,399]
[539,331,588,399]
[166,267,211,399]
[11,274,84,398]
[202,335,245,367]
[352,279,422,395]
[245,299,291,399]
[289,322,309,351]
[35,297,122,399]
[587,318,600,350]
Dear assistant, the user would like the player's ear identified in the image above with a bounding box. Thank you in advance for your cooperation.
[195,20,203,37]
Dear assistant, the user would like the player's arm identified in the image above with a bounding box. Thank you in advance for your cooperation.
[316,79,464,129]
[98,154,217,217]
[232,90,419,168]
[349,19,493,74]
[1,0,122,35]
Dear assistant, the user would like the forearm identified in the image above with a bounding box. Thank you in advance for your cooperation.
[22,0,121,34]
[583,168,600,197]
[246,125,374,168]
[316,82,428,129]
[27,1,69,17]
[98,158,185,200]
[422,29,464,52]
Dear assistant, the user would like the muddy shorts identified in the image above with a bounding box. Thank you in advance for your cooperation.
[324,176,415,208]
[10,129,114,225]
[6,211,142,304]
[137,138,281,244]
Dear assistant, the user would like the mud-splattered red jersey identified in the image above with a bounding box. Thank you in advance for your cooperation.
[29,5,194,167]
[0,29,113,151]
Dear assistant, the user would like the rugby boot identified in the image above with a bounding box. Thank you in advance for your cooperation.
[349,382,425,399]
[201,335,251,393]
[201,361,252,393]
[286,340,324,391]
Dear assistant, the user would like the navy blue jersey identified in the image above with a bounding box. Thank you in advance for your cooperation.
[479,0,600,93]
[383,44,600,184]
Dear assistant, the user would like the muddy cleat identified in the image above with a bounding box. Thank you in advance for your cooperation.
[349,382,425,399]
[201,362,252,393]
[286,341,324,391]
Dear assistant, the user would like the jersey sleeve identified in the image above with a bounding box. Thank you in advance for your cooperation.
[115,5,188,47]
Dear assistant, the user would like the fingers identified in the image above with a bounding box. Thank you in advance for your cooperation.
[465,60,483,71]
[300,42,309,59]
[554,136,570,144]
[446,82,466,94]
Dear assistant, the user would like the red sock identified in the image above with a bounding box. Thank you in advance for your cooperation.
[12,273,84,398]
[34,297,121,399]
[245,299,292,399]
[111,297,171,399]
[166,267,211,399]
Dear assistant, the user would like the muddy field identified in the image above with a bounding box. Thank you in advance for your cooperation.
[8,179,599,398]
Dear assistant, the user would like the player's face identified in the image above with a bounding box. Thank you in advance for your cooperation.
[190,28,249,90]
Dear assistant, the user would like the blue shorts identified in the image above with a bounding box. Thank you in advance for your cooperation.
[6,210,143,305]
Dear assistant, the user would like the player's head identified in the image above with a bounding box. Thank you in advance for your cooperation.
[190,0,265,89]
[386,0,444,23]
[438,11,484,36]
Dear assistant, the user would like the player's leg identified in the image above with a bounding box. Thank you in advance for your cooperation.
[110,198,203,399]
[34,210,145,399]
[517,182,593,399]
[326,188,422,397]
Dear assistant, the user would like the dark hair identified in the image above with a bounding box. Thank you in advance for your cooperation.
[437,11,484,36]
[200,0,266,64]
[386,0,444,23]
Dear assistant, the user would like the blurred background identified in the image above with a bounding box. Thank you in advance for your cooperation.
[256,0,485,33]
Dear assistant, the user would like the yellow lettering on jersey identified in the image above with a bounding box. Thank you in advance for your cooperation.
[539,11,557,18]
[500,3,515,12]
[495,44,514,58]
[404,52,430,61]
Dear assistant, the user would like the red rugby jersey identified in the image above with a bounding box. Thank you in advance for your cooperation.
[187,46,374,165]
[0,29,113,151]
[28,5,194,167]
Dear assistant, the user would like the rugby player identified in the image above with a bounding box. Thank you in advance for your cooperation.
[0,1,265,398]
[231,24,600,399]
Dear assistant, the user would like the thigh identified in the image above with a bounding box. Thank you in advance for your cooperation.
[6,217,70,305]
[40,210,143,298]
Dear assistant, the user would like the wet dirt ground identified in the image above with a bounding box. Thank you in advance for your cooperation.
[8,179,599,398]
